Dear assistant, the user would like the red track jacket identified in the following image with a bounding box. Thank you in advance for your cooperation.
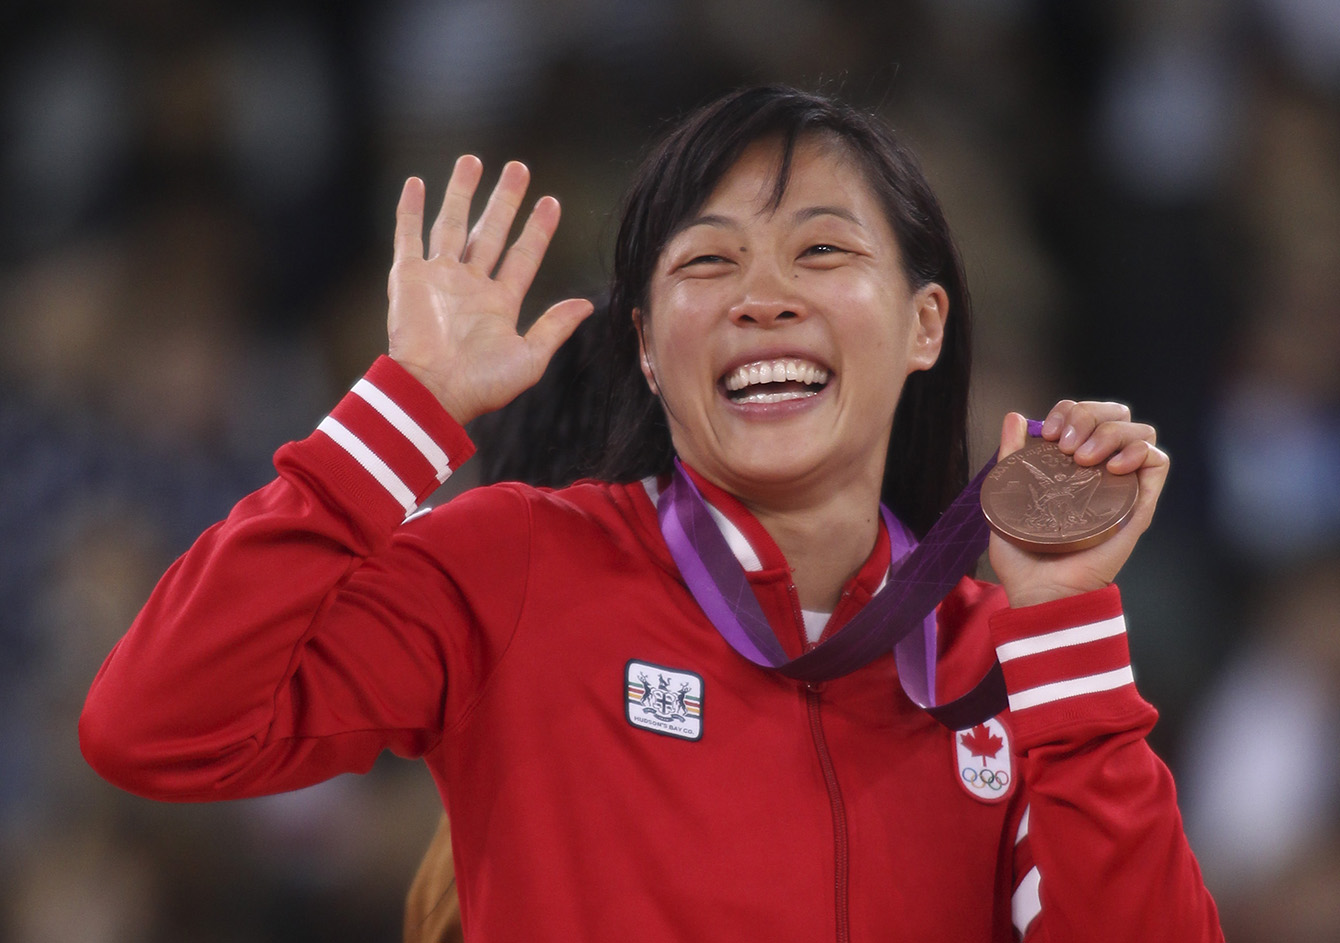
[81,356,1222,942]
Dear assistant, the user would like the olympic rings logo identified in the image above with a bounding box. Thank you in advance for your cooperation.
[961,767,1010,790]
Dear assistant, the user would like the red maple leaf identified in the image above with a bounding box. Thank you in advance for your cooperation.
[959,724,1004,767]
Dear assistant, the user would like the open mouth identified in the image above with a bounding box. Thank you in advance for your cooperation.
[722,358,831,405]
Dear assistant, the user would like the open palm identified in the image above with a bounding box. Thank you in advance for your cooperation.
[387,156,593,424]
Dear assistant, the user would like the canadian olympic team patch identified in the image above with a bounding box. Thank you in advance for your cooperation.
[953,715,1014,803]
[625,660,703,741]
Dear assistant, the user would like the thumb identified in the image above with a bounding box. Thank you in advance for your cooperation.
[522,297,596,372]
[998,412,1030,459]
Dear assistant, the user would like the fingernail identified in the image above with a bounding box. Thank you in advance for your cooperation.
[1041,415,1061,437]
[1059,426,1078,449]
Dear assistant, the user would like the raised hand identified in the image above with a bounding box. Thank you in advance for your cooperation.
[988,401,1170,608]
[387,156,594,424]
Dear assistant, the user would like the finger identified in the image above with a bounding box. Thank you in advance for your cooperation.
[998,412,1030,459]
[1073,420,1156,469]
[494,196,562,297]
[429,155,484,260]
[1049,400,1132,454]
[1135,443,1170,495]
[1038,400,1075,440]
[462,161,530,272]
[394,177,427,263]
[522,297,596,377]
[1038,400,1074,439]
[1124,442,1170,534]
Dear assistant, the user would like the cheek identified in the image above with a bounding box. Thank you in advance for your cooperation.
[831,287,904,351]
[642,289,713,363]
[644,334,703,402]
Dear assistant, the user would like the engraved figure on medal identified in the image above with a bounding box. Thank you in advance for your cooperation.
[980,439,1139,553]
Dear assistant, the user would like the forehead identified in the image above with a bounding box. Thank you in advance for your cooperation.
[663,136,898,251]
[702,135,879,216]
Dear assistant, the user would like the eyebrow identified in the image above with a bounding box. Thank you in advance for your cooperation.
[794,205,863,226]
[675,213,734,234]
[675,205,865,236]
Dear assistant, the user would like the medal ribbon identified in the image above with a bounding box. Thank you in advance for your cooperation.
[656,420,1043,729]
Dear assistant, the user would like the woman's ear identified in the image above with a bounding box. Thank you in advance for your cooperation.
[633,308,660,395]
[906,283,948,374]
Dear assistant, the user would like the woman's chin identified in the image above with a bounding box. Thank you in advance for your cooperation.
[693,445,855,502]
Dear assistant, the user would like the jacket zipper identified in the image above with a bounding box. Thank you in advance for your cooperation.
[795,586,850,943]
[807,685,851,943]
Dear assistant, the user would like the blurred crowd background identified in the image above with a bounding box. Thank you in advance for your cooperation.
[2,0,1339,940]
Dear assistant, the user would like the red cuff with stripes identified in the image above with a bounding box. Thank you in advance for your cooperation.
[308,356,475,524]
[989,585,1154,748]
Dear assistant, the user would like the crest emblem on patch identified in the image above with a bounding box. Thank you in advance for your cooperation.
[953,715,1014,803]
[625,660,703,741]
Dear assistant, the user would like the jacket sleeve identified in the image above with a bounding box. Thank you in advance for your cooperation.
[991,587,1224,942]
[79,356,523,802]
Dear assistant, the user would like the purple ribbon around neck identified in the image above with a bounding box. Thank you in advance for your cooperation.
[656,420,1043,730]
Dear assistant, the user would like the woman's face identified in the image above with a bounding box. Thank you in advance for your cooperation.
[637,135,948,506]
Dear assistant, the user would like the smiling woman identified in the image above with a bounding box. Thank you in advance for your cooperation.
[634,135,950,609]
[597,88,974,542]
[80,85,1221,942]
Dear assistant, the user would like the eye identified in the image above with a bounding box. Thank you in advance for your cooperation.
[673,252,735,277]
[799,243,853,267]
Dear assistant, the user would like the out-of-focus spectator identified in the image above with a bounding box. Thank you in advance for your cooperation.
[1180,552,1340,942]
[1208,79,1340,565]
[1178,64,1340,940]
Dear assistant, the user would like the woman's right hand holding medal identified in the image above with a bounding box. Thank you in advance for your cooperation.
[387,156,594,424]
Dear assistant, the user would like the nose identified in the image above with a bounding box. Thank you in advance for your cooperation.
[727,259,805,327]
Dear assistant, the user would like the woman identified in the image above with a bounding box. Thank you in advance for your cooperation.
[81,86,1221,941]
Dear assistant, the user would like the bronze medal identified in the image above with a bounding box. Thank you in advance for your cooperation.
[979,439,1139,553]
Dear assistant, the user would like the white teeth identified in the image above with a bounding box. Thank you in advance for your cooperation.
[724,358,830,392]
[734,388,819,405]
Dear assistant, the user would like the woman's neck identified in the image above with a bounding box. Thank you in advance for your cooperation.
[744,486,883,613]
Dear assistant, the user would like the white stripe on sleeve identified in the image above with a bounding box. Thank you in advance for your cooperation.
[318,416,417,514]
[995,615,1126,663]
[1007,665,1135,713]
[352,379,453,483]
[1012,865,1042,937]
[1015,805,1030,845]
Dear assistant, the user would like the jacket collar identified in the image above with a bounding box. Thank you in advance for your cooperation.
[642,464,897,642]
